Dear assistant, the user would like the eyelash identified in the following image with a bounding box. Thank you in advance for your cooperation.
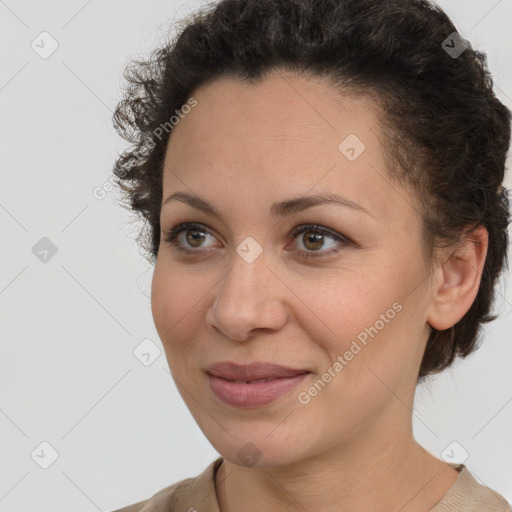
[162,222,351,260]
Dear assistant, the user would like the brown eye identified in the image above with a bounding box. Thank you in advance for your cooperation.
[302,231,325,251]
[289,224,351,259]
[163,221,351,259]
[185,229,207,248]
[163,222,218,252]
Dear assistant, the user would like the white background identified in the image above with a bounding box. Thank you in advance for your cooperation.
[0,1,511,510]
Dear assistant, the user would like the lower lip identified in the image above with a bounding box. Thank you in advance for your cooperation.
[208,373,310,408]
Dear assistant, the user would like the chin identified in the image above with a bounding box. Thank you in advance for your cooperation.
[203,423,313,469]
[221,443,301,468]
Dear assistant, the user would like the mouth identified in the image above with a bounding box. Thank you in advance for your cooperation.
[206,361,310,381]
[220,377,293,383]
[206,361,311,408]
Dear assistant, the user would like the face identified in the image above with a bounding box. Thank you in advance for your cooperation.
[151,71,435,468]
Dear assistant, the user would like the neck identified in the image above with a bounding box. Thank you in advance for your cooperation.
[215,412,460,512]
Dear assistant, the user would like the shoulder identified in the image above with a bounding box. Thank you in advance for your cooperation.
[431,464,511,511]
[110,457,223,512]
[109,478,193,512]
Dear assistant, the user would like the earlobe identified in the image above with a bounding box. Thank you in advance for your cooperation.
[426,225,488,331]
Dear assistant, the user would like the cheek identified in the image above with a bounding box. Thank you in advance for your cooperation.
[151,268,192,379]
[151,261,174,340]
[289,265,416,393]
[289,269,397,350]
[150,258,198,349]
[150,256,224,366]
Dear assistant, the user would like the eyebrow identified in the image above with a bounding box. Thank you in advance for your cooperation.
[162,191,374,219]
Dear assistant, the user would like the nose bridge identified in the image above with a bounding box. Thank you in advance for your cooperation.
[207,244,287,340]
[218,247,270,314]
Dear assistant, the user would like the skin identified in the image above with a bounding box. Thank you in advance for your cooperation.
[151,71,488,512]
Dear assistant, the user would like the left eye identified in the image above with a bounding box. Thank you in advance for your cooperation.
[290,224,349,258]
[288,223,350,259]
[163,222,350,259]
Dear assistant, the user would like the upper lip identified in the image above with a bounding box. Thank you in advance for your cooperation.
[206,361,310,381]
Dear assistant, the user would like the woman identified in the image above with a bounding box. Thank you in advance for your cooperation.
[110,0,511,510]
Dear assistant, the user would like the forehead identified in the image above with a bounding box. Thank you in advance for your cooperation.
[161,72,408,224]
[167,71,382,149]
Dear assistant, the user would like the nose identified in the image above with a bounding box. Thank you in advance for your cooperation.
[204,250,288,342]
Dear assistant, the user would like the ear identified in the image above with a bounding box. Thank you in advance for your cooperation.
[426,225,489,331]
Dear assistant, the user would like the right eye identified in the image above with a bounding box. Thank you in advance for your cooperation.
[163,222,220,254]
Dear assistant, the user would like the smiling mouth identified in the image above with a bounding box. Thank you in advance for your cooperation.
[207,372,311,408]
[220,376,296,383]
[206,361,310,381]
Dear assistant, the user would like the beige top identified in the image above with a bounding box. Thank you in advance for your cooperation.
[111,457,511,512]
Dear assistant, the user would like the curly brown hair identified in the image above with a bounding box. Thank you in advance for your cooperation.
[111,0,511,382]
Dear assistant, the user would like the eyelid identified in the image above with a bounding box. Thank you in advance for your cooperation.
[163,221,220,251]
[287,223,351,259]
[163,221,352,257]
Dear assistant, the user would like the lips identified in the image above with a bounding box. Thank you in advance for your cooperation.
[206,361,311,408]
[206,361,310,382]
